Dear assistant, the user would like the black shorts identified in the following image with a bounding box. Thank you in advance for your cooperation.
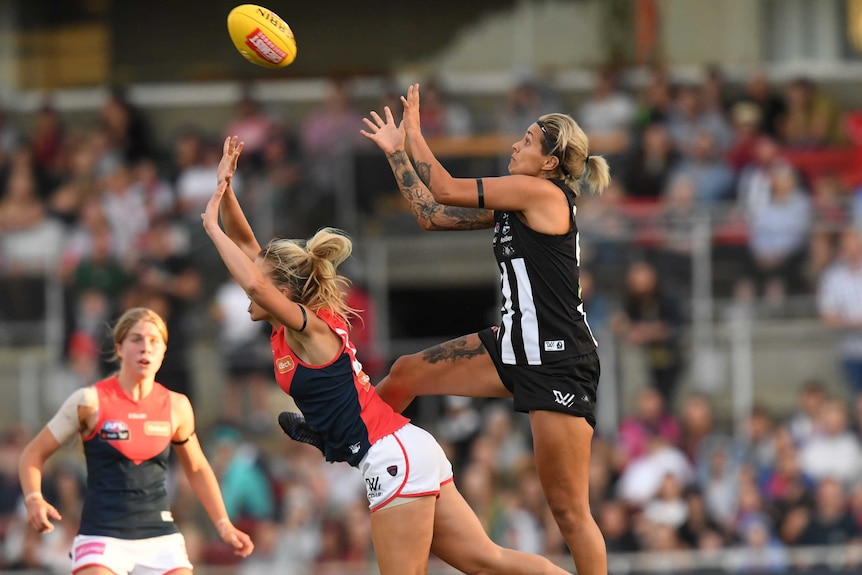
[478,327,600,428]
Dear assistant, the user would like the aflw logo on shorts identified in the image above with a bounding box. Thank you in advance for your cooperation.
[553,390,590,408]
[365,476,382,499]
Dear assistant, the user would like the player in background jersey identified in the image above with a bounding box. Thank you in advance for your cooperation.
[359,84,611,575]
[18,307,253,575]
[202,136,571,575]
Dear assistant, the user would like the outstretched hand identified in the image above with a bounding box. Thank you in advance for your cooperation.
[360,106,405,155]
[400,83,421,134]
[217,136,244,185]
[201,181,228,233]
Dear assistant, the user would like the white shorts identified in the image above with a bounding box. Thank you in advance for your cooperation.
[71,533,192,575]
[360,423,454,512]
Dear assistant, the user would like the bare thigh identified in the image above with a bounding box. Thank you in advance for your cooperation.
[371,496,436,575]
[376,333,512,413]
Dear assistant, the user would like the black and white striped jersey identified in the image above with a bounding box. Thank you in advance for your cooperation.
[489,178,597,365]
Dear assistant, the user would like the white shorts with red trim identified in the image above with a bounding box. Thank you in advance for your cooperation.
[360,423,454,512]
[71,532,192,575]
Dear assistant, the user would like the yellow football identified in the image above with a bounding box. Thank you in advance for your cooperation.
[227,4,297,69]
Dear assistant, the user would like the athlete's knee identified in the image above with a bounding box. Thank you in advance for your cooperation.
[547,493,592,533]
[458,545,505,575]
[387,353,424,387]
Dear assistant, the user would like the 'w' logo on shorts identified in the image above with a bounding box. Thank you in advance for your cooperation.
[553,390,575,408]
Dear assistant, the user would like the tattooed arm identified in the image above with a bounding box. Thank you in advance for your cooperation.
[386,150,494,231]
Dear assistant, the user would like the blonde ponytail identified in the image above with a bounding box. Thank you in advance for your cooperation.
[260,227,358,324]
[538,113,611,195]
[583,154,611,195]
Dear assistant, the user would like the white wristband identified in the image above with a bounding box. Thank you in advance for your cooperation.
[24,492,43,503]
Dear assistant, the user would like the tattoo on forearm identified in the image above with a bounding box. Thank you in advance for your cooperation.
[423,336,487,364]
[416,161,432,188]
[386,151,491,231]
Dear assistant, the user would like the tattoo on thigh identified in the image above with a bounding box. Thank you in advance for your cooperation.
[423,337,486,364]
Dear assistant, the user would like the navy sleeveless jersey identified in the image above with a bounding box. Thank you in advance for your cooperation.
[271,308,408,466]
[79,377,178,539]
[490,178,597,365]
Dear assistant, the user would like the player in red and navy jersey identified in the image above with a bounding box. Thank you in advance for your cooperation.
[18,307,253,575]
[203,136,569,575]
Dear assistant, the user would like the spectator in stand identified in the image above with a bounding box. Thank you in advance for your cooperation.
[616,435,693,507]
[174,130,224,222]
[624,122,680,200]
[818,229,862,396]
[634,67,673,128]
[208,425,275,524]
[666,84,734,157]
[780,77,844,148]
[799,399,862,486]
[726,102,764,173]
[809,174,848,283]
[643,473,690,530]
[654,175,698,297]
[211,278,273,432]
[786,380,828,445]
[597,500,640,553]
[797,478,860,546]
[224,94,276,170]
[737,406,777,478]
[679,393,728,471]
[100,162,149,267]
[612,261,686,403]
[125,218,203,401]
[616,386,681,469]
[98,87,154,163]
[134,158,177,222]
[577,67,636,156]
[418,80,473,138]
[31,104,65,182]
[738,72,786,138]
[671,131,734,206]
[496,77,559,139]
[577,182,632,283]
[763,435,814,533]
[744,162,811,306]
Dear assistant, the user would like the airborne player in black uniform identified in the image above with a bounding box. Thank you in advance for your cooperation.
[361,84,611,575]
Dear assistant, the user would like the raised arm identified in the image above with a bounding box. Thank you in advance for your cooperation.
[216,136,261,261]
[385,149,494,231]
[361,106,493,231]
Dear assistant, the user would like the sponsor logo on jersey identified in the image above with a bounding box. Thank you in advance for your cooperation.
[74,541,106,561]
[349,442,361,454]
[144,421,171,436]
[544,340,565,351]
[161,510,174,522]
[100,420,129,440]
[275,355,295,374]
[358,370,371,392]
[387,465,398,477]
[127,413,147,419]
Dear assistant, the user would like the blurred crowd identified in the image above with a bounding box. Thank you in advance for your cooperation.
[2,65,862,571]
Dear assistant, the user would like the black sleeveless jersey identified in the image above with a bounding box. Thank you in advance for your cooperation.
[489,178,597,365]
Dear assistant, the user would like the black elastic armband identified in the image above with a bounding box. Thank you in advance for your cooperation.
[298,305,308,332]
[171,432,195,445]
[476,179,485,208]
